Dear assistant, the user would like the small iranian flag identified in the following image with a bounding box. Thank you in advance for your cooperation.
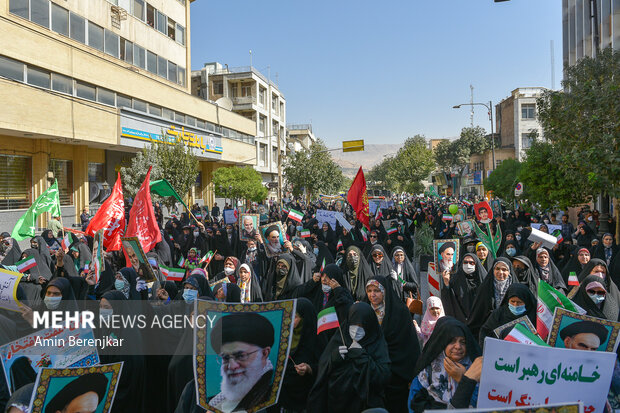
[375,208,383,220]
[299,229,311,238]
[386,227,398,235]
[552,229,564,244]
[568,271,579,287]
[462,199,473,207]
[320,258,326,272]
[16,255,37,273]
[288,209,304,223]
[336,239,343,250]
[195,213,202,219]
[360,227,368,241]
[61,232,73,251]
[160,265,185,281]
[537,280,585,339]
[200,250,214,266]
[504,324,549,346]
[317,307,339,334]
[442,215,453,221]
[178,256,186,267]
[427,262,440,297]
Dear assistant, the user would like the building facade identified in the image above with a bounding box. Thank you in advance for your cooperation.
[191,63,286,200]
[287,124,316,152]
[0,0,257,231]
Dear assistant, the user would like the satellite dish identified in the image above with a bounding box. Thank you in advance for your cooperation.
[215,97,233,111]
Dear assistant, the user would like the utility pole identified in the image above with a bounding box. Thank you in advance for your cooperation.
[470,85,474,128]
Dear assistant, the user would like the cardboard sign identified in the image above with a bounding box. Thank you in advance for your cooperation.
[528,227,558,250]
[0,268,23,312]
[316,209,338,231]
[223,209,238,224]
[427,402,583,413]
[478,337,615,413]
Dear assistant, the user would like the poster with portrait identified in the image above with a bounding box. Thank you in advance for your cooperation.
[120,237,156,282]
[239,214,260,241]
[92,229,104,285]
[433,239,460,273]
[453,207,467,223]
[474,201,493,224]
[547,307,620,352]
[259,222,286,258]
[490,199,502,218]
[193,299,296,413]
[456,220,476,237]
[28,362,123,413]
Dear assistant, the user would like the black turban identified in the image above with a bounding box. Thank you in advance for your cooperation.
[438,241,456,254]
[45,373,109,413]
[210,313,275,353]
[265,225,280,236]
[559,320,609,343]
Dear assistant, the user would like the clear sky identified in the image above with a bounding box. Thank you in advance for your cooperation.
[190,0,562,146]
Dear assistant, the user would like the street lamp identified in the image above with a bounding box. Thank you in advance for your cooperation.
[453,101,496,171]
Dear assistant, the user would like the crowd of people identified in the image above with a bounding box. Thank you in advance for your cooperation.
[0,194,618,413]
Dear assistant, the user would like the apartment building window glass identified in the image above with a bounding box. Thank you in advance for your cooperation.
[76,81,96,101]
[0,56,25,81]
[156,11,167,34]
[97,87,115,106]
[162,108,174,120]
[175,112,185,123]
[197,119,206,130]
[133,99,147,112]
[176,24,185,45]
[88,22,104,52]
[117,94,132,108]
[149,104,162,117]
[259,115,266,133]
[120,38,133,63]
[521,133,533,149]
[259,144,267,167]
[157,56,167,78]
[134,45,146,69]
[231,84,238,97]
[272,147,278,166]
[185,116,196,127]
[9,0,29,19]
[167,18,176,40]
[31,0,50,28]
[272,95,278,113]
[521,103,535,119]
[51,3,69,36]
[146,3,155,27]
[133,0,145,21]
[104,30,119,58]
[241,84,252,97]
[147,51,157,74]
[280,102,284,117]
[259,87,265,106]
[50,159,73,205]
[27,66,50,88]
[213,82,223,95]
[0,155,32,210]
[70,13,86,44]
[51,73,72,94]
[178,67,186,86]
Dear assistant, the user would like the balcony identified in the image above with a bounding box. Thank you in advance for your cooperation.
[232,95,256,109]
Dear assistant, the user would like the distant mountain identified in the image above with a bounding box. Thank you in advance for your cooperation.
[331,144,403,177]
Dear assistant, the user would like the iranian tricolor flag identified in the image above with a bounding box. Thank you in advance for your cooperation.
[567,272,579,287]
[386,227,397,235]
[427,262,440,297]
[61,232,73,251]
[537,280,585,339]
[504,324,549,346]
[288,209,304,223]
[299,229,311,238]
[462,199,473,207]
[442,214,453,221]
[160,265,185,282]
[319,258,326,273]
[360,227,368,241]
[15,255,37,273]
[200,250,215,266]
[317,307,339,334]
[336,239,343,250]
[178,256,186,267]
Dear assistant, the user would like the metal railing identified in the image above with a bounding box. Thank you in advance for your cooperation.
[287,124,312,132]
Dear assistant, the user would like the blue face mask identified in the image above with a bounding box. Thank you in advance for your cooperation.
[183,289,198,303]
[589,293,605,305]
[506,248,517,256]
[44,296,62,310]
[313,248,319,255]
[114,280,125,291]
[508,303,526,316]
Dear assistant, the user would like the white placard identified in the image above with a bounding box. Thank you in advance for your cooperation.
[528,227,559,250]
[0,268,23,312]
[316,209,338,231]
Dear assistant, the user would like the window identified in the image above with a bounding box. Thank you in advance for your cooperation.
[75,81,96,100]
[132,0,145,21]
[521,103,535,119]
[0,155,32,210]
[146,3,155,27]
[259,144,267,167]
[175,112,185,123]
[52,73,72,94]
[117,94,132,108]
[120,38,133,63]
[0,56,25,81]
[167,61,177,82]
[259,115,266,133]
[69,13,85,43]
[272,147,278,166]
[31,0,50,28]
[272,95,278,113]
[50,159,73,205]
[157,56,167,78]
[149,104,162,117]
[495,160,502,168]
[162,108,174,120]
[280,102,284,116]
[185,116,196,127]
[97,87,115,106]
[521,133,534,149]
[213,82,223,95]
[147,51,157,74]
[156,11,167,34]
[197,119,206,130]
[176,24,184,45]
[27,66,50,88]
[134,45,146,69]
[51,3,69,36]
[259,87,265,106]
[241,83,252,97]
[88,22,104,51]
[133,99,147,112]
[9,0,29,19]
[194,172,202,199]
[177,67,186,86]
[104,30,119,58]
[167,18,176,40]
[88,163,104,182]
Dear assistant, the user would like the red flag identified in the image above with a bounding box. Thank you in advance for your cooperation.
[85,173,125,251]
[347,167,370,230]
[125,167,161,253]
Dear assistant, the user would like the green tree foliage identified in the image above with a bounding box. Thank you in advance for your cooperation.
[212,166,268,204]
[121,140,199,210]
[433,140,454,172]
[484,159,522,201]
[536,47,619,200]
[387,135,435,193]
[283,139,345,201]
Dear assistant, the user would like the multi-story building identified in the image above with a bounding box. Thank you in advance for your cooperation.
[287,124,316,152]
[192,63,286,200]
[0,0,257,229]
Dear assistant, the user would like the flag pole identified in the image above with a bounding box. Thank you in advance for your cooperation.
[202,250,217,269]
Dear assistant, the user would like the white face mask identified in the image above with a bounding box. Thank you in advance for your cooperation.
[321,284,331,293]
[463,263,476,274]
[224,267,235,275]
[349,325,365,342]
[543,219,550,224]
[44,296,62,310]
[193,231,199,237]
[99,308,113,322]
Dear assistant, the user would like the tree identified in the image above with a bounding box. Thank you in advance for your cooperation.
[484,158,522,201]
[283,139,345,201]
[121,139,199,210]
[212,166,268,204]
[433,140,454,172]
[386,135,435,193]
[367,156,395,185]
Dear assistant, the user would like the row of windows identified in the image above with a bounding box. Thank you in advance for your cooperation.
[9,0,186,87]
[0,55,255,145]
[130,0,185,45]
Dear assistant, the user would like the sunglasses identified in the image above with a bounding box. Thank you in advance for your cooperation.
[372,253,383,257]
[370,235,377,238]
[587,290,606,296]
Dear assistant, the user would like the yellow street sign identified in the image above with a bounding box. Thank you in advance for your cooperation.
[342,139,364,152]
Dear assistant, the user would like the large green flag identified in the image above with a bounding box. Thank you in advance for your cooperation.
[150,179,189,210]
[11,180,61,240]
